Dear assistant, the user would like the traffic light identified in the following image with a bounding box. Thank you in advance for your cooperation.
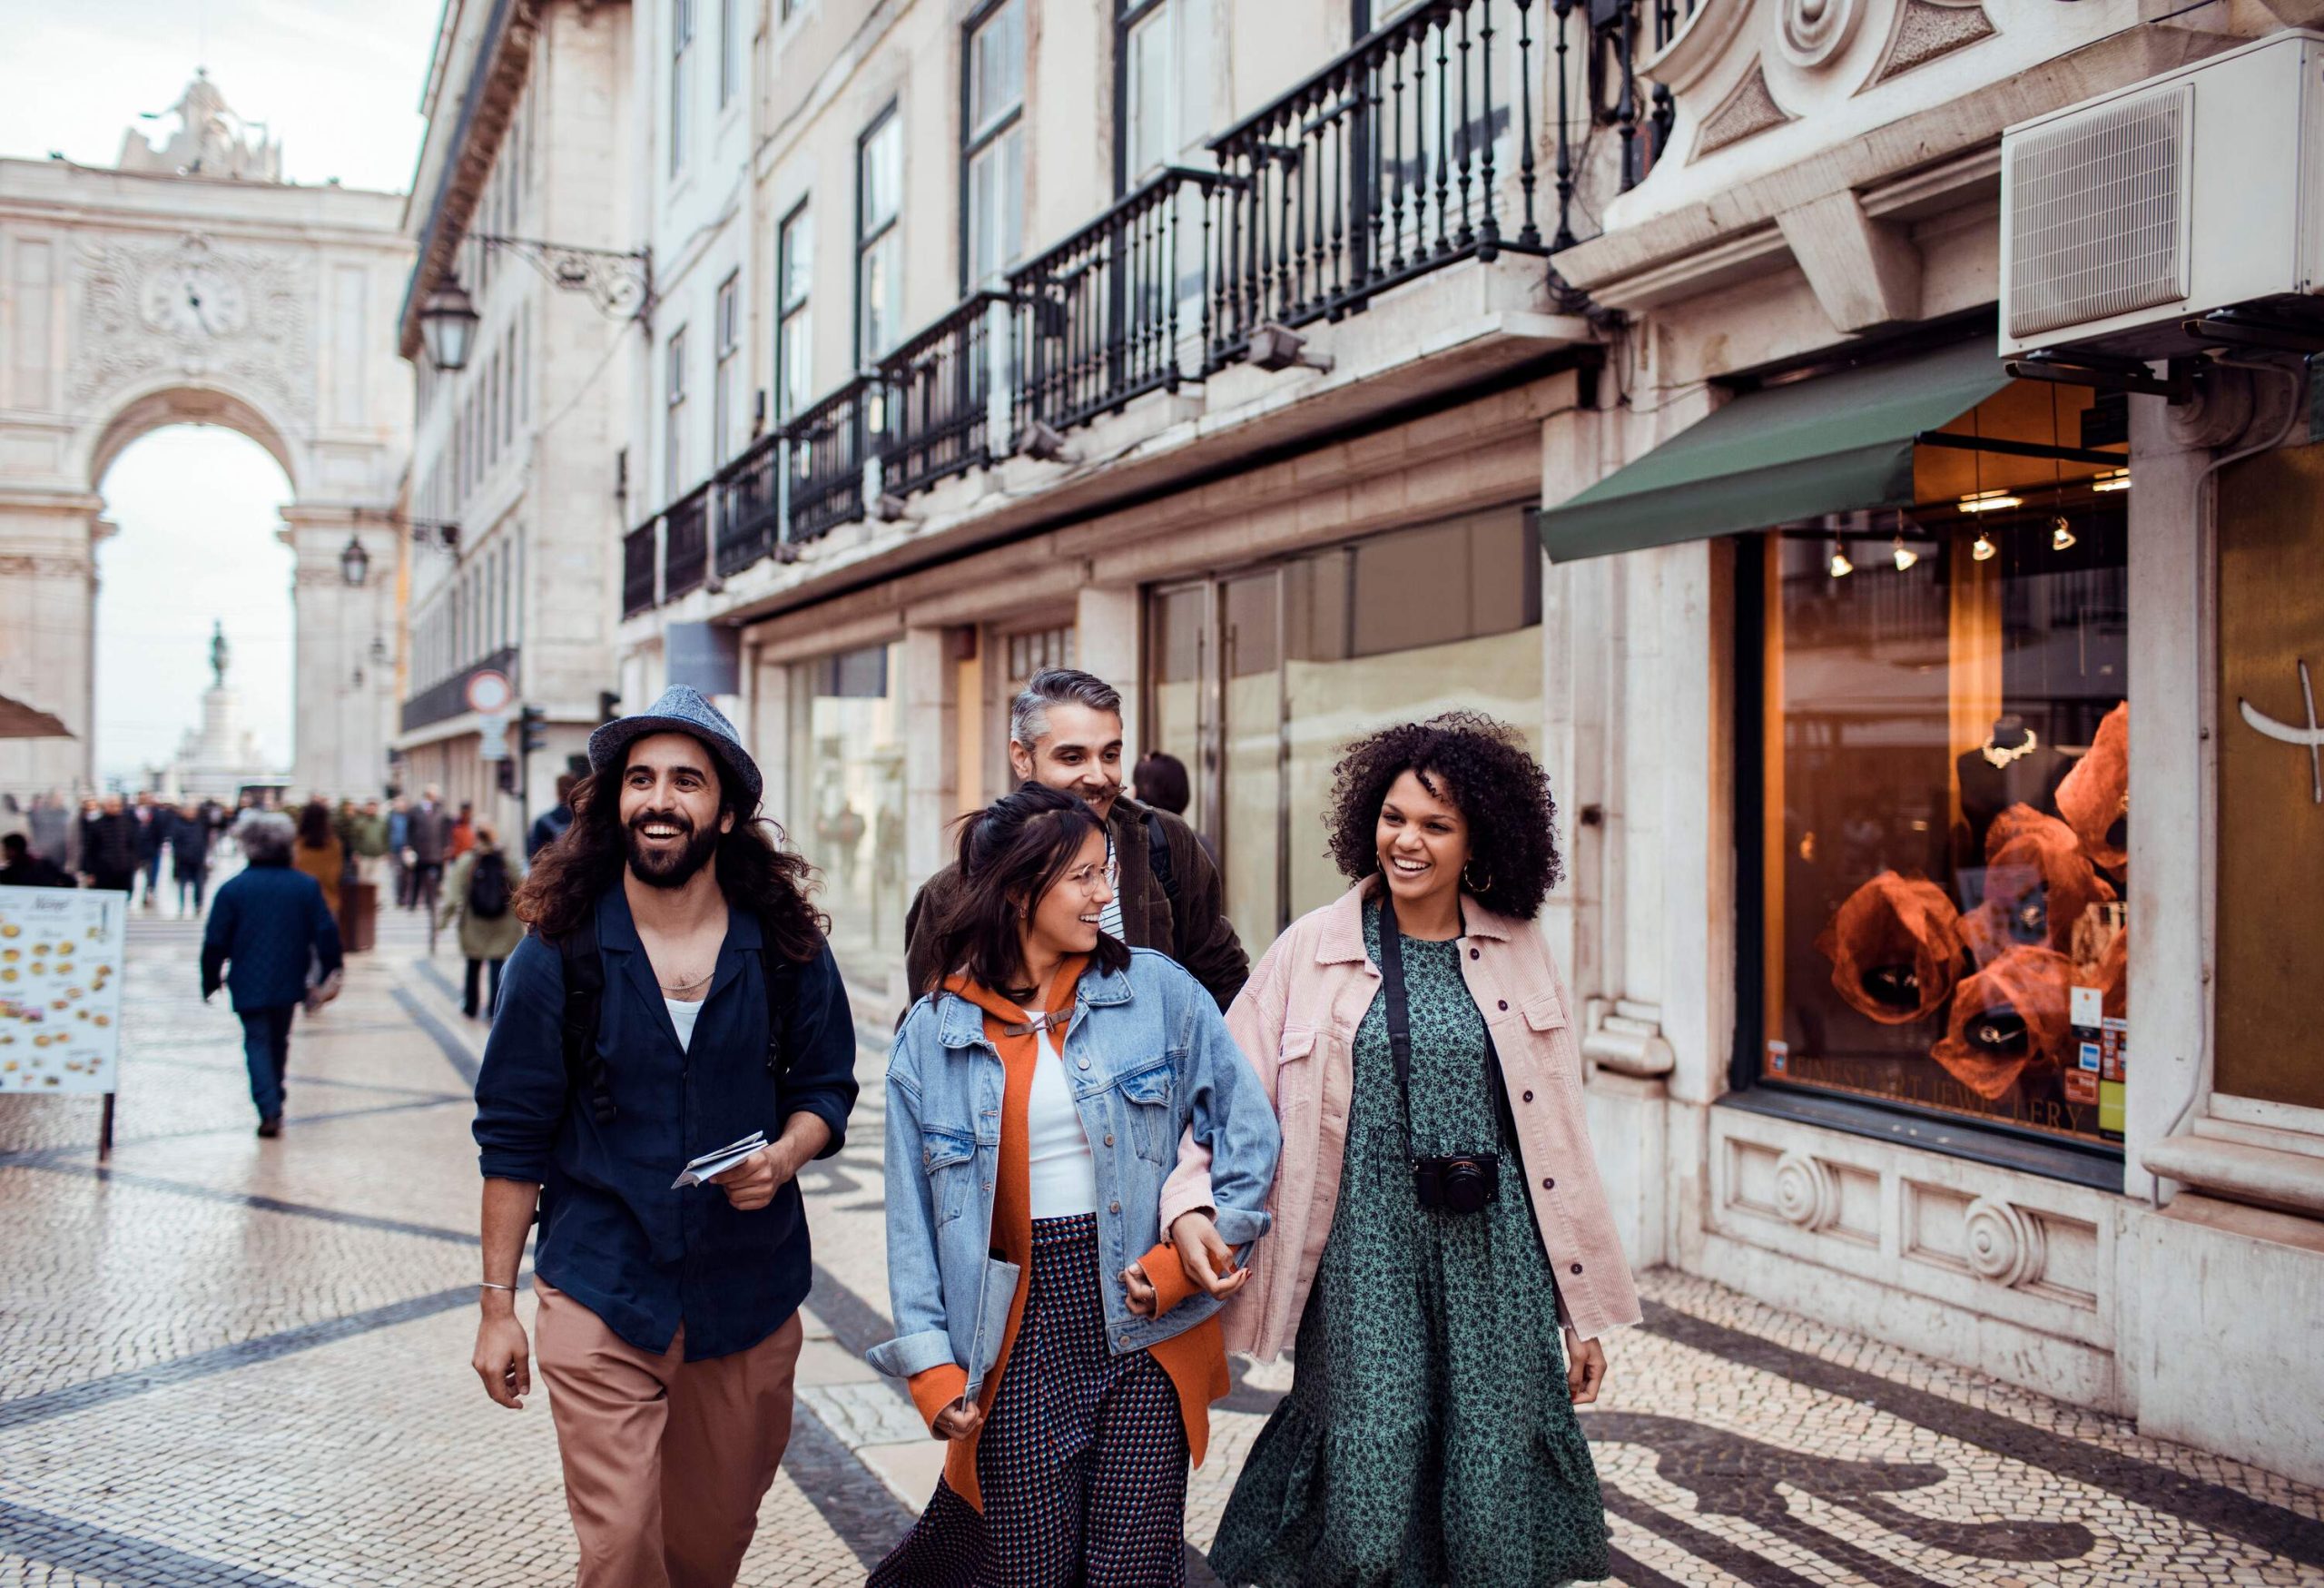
[518,705,549,755]
[597,689,621,724]
[497,759,519,795]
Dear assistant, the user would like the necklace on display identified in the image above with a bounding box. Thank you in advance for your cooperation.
[1981,728,2040,769]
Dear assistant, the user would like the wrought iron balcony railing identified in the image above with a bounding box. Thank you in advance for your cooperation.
[877,291,1009,499]
[616,1,1679,618]
[780,376,872,543]
[1009,167,1226,436]
[662,484,711,599]
[714,432,783,577]
[1208,0,1547,360]
[621,518,658,618]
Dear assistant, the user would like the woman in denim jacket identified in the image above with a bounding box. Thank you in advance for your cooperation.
[868,784,1280,1587]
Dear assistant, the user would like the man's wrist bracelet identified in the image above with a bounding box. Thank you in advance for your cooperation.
[478,1281,517,1293]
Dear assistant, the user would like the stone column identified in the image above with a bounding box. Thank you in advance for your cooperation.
[0,490,105,799]
[280,504,400,798]
[900,627,956,893]
[1075,585,1142,756]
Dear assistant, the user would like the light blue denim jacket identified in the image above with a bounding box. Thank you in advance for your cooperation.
[867,948,1281,1395]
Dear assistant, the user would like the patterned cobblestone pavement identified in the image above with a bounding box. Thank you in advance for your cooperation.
[3,902,2320,1585]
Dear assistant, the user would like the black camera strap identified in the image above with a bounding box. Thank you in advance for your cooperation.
[1379,893,1517,1157]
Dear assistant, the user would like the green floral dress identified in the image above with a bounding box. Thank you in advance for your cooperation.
[1207,902,1609,1588]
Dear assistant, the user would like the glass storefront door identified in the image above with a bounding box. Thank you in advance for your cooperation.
[790,641,908,986]
[1147,506,1543,958]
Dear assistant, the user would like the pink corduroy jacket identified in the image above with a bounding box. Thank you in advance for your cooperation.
[1161,877,1642,1360]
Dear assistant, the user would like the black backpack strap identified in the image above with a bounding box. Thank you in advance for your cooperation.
[556,914,614,1125]
[1144,808,1179,904]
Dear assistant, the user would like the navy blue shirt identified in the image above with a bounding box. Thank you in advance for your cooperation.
[472,886,859,1360]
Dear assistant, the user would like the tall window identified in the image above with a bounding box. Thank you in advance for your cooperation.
[672,0,696,174]
[1118,0,1211,190]
[776,203,814,420]
[714,272,741,467]
[719,0,739,108]
[665,328,689,500]
[856,107,904,361]
[963,0,1026,287]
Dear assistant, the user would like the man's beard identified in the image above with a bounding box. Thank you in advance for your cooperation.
[625,813,721,888]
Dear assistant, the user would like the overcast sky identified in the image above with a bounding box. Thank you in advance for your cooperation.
[1,0,440,784]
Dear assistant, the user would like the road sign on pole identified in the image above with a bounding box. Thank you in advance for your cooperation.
[465,670,515,716]
[478,712,509,761]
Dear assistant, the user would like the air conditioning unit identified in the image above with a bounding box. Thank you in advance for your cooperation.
[1999,31,2324,360]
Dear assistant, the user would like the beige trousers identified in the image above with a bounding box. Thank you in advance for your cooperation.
[535,1281,804,1588]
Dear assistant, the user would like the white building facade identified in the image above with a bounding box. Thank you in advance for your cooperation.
[396,0,638,835]
[595,0,2324,1488]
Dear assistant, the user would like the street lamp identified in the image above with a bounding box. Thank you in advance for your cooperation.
[419,279,480,371]
[340,536,371,587]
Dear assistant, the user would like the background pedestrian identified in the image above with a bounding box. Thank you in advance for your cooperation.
[440,821,524,1019]
[292,799,344,921]
[527,773,576,859]
[0,832,74,888]
[79,795,137,893]
[202,812,345,1138]
[171,800,212,913]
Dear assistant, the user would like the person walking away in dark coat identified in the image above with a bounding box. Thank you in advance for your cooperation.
[0,833,75,888]
[904,668,1249,1009]
[441,823,525,1018]
[170,802,212,912]
[527,773,577,859]
[388,797,413,905]
[80,796,139,894]
[469,686,859,1584]
[202,812,345,1137]
[1133,749,1221,868]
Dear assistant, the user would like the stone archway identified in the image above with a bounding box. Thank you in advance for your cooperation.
[0,77,411,799]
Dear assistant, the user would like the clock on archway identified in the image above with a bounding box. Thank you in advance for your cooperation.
[140,261,248,339]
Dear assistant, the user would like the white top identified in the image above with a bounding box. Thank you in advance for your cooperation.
[1100,832,1126,942]
[1024,1021,1100,1218]
[665,995,705,1053]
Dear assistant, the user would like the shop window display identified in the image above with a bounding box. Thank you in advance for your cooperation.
[793,643,908,983]
[1755,464,2129,1149]
[1146,507,1541,949]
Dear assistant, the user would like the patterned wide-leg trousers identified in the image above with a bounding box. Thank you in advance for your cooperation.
[871,1213,1189,1588]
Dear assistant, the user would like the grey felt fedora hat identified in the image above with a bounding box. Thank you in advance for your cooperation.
[586,686,763,806]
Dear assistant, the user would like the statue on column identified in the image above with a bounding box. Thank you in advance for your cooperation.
[210,619,231,689]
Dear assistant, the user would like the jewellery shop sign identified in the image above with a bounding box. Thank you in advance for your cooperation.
[0,887,126,1095]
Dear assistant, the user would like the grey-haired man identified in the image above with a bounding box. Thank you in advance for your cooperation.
[902,666,1249,1007]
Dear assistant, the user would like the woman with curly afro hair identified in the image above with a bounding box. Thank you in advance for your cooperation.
[1165,712,1640,1587]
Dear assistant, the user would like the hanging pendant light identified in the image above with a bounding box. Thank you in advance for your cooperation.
[1892,535,1918,572]
[1828,540,1854,578]
[2051,515,2077,552]
[1972,531,1997,562]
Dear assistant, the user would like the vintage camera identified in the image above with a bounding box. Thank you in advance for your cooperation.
[1412,1151,1499,1215]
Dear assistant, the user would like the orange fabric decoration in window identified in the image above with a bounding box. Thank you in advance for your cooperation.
[2055,700,2129,873]
[1959,804,2116,965]
[1929,944,2074,1100]
[1815,873,1965,1025]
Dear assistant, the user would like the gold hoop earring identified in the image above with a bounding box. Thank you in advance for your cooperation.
[1462,861,1492,894]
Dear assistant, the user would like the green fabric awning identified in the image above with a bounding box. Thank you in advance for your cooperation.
[1537,338,2013,563]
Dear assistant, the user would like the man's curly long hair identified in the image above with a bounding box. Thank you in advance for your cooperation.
[514,740,828,962]
[1322,712,1563,920]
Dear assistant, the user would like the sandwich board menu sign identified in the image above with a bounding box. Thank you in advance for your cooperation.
[0,887,127,1108]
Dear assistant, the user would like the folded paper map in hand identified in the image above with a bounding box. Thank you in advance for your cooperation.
[671,1131,768,1189]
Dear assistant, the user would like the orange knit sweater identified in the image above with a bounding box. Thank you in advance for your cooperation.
[906,965,1229,1513]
